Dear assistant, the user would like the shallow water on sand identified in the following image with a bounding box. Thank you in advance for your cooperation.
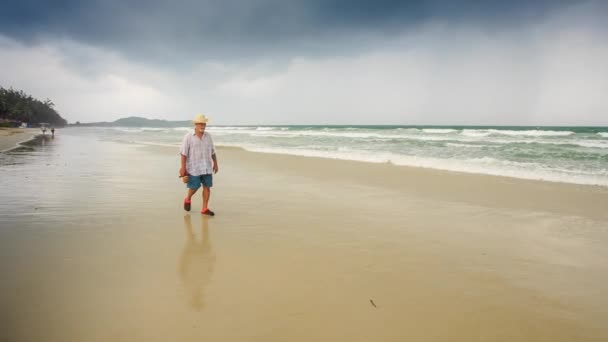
[1,131,608,341]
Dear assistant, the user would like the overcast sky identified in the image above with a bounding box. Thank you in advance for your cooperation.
[1,0,607,125]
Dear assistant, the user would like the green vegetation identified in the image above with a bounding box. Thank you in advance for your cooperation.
[0,87,68,127]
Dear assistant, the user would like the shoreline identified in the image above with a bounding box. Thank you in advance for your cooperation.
[0,128,41,152]
[221,146,608,220]
[146,144,608,220]
[135,140,608,188]
[216,144,608,188]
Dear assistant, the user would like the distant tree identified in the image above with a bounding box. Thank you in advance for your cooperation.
[0,86,67,127]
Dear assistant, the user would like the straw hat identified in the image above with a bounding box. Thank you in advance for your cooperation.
[192,114,210,124]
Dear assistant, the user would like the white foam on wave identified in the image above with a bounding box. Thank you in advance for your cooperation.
[209,129,455,141]
[486,138,608,149]
[445,142,483,148]
[461,129,575,138]
[210,126,256,131]
[565,140,608,149]
[461,129,491,137]
[489,129,574,137]
[209,127,573,142]
[113,127,143,133]
[422,128,457,134]
[216,143,608,186]
[213,129,402,139]
[211,129,608,149]
[140,127,167,132]
[113,126,607,150]
[597,132,608,138]
[113,127,168,133]
[396,128,420,132]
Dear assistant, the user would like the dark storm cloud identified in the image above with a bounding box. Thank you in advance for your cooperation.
[2,0,607,125]
[0,0,589,63]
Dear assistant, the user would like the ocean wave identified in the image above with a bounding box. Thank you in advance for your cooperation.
[489,129,574,137]
[115,126,608,150]
[209,126,255,130]
[213,130,402,139]
[112,127,169,133]
[484,138,608,149]
[445,143,483,148]
[207,129,455,141]
[461,130,491,137]
[564,140,608,149]
[140,127,167,132]
[598,132,608,138]
[112,127,144,133]
[209,130,608,149]
[209,127,573,140]
[465,156,536,167]
[422,128,457,134]
[97,123,608,186]
[461,129,574,137]
[216,144,608,186]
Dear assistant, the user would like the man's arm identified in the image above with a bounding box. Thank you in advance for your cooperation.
[180,154,187,176]
[212,153,219,174]
[179,134,189,176]
[209,133,219,174]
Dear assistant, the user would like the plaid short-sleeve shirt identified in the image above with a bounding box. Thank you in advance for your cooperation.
[180,131,216,176]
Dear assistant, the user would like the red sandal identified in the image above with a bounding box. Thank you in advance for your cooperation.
[201,208,215,216]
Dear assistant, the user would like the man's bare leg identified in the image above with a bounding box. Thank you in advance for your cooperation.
[202,187,210,209]
[183,187,199,211]
[187,187,198,201]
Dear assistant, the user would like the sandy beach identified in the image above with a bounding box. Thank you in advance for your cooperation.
[4,0,607,340]
[0,127,40,152]
[1,131,607,341]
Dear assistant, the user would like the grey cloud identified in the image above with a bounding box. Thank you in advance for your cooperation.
[1,0,595,66]
[1,1,607,125]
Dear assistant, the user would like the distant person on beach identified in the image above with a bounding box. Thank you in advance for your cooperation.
[41,126,47,135]
[180,114,219,216]
[51,127,55,138]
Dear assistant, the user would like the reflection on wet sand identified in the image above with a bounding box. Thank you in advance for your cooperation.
[179,215,215,310]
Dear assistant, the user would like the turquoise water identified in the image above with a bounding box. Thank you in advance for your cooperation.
[67,126,608,186]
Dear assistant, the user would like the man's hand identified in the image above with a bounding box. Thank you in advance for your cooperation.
[213,163,219,174]
[180,167,187,177]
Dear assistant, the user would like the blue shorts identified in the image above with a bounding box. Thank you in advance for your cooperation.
[186,174,213,189]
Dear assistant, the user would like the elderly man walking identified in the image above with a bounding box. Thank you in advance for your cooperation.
[180,114,219,216]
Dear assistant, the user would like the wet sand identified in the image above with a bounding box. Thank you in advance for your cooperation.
[0,128,39,152]
[1,133,607,341]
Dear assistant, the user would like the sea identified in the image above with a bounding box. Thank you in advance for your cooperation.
[74,125,608,186]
